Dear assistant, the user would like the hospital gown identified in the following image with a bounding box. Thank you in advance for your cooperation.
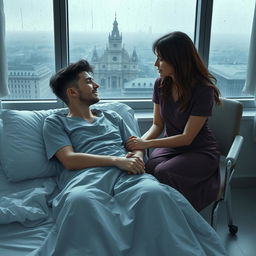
[37,108,226,256]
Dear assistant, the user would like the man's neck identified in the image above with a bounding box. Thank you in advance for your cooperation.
[67,104,97,122]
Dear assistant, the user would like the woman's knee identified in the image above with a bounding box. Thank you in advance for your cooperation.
[145,158,165,174]
[152,163,170,179]
[145,159,156,174]
[154,168,167,180]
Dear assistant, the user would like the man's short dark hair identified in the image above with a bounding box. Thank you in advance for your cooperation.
[50,59,93,105]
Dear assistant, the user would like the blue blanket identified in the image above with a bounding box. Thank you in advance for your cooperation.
[28,167,226,256]
[0,176,56,226]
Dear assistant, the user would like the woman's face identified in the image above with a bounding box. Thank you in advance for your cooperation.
[154,53,175,79]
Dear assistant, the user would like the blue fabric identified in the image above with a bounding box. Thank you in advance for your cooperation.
[0,221,54,256]
[39,108,226,256]
[44,109,131,158]
[1,109,64,181]
[0,116,58,226]
[93,101,141,137]
[31,169,226,256]
[0,178,56,226]
[0,117,58,226]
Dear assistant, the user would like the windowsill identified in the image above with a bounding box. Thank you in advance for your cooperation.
[1,98,256,121]
[242,109,256,120]
[134,108,256,122]
[134,111,153,121]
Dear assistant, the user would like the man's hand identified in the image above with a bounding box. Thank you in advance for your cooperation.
[125,151,143,161]
[115,154,145,174]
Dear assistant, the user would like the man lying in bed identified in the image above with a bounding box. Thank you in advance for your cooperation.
[42,59,226,256]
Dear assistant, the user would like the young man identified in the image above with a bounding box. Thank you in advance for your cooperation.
[41,59,225,256]
[46,60,145,177]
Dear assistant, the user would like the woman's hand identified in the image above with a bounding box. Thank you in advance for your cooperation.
[126,136,149,151]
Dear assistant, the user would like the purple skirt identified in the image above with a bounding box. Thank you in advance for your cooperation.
[145,147,220,211]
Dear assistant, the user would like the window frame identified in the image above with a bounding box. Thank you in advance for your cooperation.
[1,0,254,111]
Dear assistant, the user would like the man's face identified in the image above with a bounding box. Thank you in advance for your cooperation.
[77,71,100,105]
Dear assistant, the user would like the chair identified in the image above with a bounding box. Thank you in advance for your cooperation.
[207,97,244,235]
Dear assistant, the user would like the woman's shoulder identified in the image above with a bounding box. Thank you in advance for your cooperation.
[192,83,214,97]
[153,78,162,87]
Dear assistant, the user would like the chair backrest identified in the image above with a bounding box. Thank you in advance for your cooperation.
[208,98,243,156]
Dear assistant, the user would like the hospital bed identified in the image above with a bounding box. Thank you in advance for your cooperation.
[0,102,226,256]
[0,102,141,255]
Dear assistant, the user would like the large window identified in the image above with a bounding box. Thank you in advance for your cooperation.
[68,0,197,99]
[2,0,255,104]
[209,0,255,98]
[3,0,56,100]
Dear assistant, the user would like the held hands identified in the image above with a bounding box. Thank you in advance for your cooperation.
[115,153,145,175]
[126,136,149,151]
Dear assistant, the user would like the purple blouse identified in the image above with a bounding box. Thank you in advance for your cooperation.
[152,78,219,153]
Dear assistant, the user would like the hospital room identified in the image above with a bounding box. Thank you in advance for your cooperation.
[0,0,256,255]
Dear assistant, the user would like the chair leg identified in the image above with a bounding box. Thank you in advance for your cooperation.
[225,187,238,235]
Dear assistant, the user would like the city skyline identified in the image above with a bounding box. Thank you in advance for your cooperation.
[4,25,252,100]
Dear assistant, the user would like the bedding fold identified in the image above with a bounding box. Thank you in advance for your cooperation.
[0,179,57,226]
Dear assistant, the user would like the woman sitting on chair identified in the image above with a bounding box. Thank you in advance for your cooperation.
[126,31,221,211]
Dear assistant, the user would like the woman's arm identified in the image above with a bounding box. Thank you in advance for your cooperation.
[126,104,164,151]
[127,115,207,150]
[142,103,164,140]
[149,115,207,148]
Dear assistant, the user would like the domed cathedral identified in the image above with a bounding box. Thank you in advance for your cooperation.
[91,16,139,92]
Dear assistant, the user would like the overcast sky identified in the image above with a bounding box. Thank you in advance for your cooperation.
[3,0,255,35]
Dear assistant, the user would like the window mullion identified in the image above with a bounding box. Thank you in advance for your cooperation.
[194,0,213,67]
[53,0,69,107]
[53,0,69,71]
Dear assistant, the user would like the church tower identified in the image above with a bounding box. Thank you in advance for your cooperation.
[108,15,122,50]
[91,16,139,92]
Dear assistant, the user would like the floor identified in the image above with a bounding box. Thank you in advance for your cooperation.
[201,186,256,256]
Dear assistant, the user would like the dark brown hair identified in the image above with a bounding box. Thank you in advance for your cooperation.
[49,59,93,105]
[152,31,220,111]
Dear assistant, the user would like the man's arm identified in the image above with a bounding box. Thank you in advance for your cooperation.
[55,145,145,174]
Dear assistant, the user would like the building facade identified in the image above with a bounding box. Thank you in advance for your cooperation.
[91,17,139,91]
[209,64,249,97]
[5,64,54,100]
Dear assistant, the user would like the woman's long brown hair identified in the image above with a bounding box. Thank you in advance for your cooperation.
[152,31,220,111]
